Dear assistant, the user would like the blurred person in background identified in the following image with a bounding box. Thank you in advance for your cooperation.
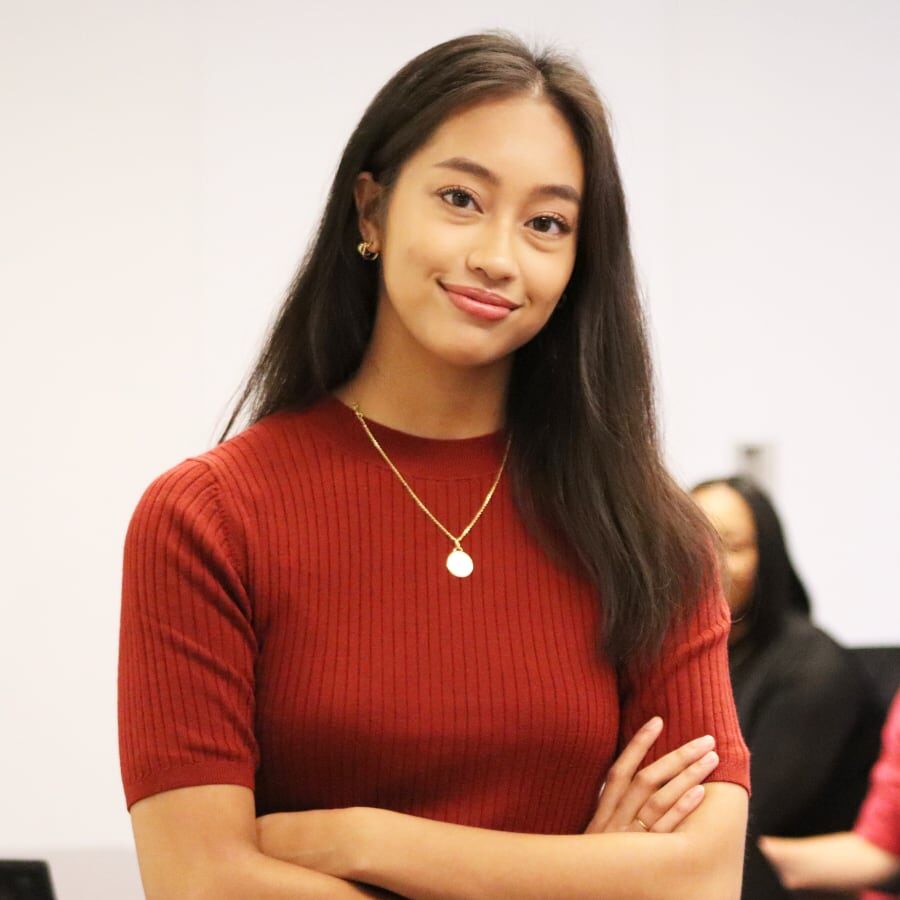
[760,689,900,899]
[692,476,884,896]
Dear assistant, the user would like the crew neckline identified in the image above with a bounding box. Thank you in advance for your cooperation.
[302,394,509,479]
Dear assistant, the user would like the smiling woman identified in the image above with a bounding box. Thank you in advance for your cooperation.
[119,30,749,900]
[344,93,582,393]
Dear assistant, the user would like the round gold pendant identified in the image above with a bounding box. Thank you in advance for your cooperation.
[446,548,474,578]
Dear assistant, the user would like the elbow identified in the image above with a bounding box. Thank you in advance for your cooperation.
[142,873,227,900]
[141,851,260,900]
[699,873,743,900]
[666,834,744,900]
[697,840,745,900]
[669,785,747,900]
[680,871,742,900]
[708,852,746,900]
[672,863,742,900]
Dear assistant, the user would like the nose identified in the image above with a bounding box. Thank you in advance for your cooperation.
[466,219,518,283]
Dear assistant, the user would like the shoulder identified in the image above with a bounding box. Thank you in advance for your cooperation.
[762,614,867,698]
[199,404,329,482]
[780,614,853,669]
[176,400,347,509]
[127,402,340,545]
[128,455,221,534]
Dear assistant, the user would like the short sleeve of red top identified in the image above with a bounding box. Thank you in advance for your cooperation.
[118,396,749,827]
[618,577,751,789]
[117,459,259,804]
[855,690,900,856]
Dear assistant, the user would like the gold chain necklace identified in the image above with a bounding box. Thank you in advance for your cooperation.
[351,403,511,578]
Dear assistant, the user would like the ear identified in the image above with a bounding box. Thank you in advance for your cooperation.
[354,172,384,253]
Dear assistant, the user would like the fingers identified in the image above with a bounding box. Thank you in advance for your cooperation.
[588,717,663,832]
[632,749,719,832]
[645,784,705,833]
[605,734,717,831]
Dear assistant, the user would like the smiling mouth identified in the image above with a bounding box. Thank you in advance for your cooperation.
[440,282,521,322]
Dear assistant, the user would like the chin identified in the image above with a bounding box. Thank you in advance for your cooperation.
[425,335,514,370]
[440,346,508,369]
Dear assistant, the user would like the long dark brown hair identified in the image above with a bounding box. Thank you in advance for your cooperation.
[219,31,717,663]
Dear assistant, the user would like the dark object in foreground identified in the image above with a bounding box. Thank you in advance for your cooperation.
[0,860,56,900]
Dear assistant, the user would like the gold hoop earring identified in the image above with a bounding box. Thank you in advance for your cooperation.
[357,240,379,261]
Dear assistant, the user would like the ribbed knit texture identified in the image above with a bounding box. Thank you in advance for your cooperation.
[118,395,749,830]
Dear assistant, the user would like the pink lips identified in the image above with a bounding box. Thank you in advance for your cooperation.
[441,283,520,322]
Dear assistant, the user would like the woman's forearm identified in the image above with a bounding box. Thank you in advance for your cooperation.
[215,850,394,900]
[759,832,900,892]
[153,846,390,900]
[257,784,746,899]
[350,808,732,900]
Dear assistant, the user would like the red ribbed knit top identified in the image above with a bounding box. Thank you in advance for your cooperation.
[118,395,750,831]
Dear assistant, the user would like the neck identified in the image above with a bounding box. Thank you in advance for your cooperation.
[727,617,751,647]
[334,307,511,439]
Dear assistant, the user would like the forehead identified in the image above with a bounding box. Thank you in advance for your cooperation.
[410,94,584,192]
[693,484,757,537]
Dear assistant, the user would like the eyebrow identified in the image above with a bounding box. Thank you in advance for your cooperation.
[433,156,581,207]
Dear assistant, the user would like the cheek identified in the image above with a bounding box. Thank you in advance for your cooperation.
[729,552,758,587]
[524,245,570,286]
[382,214,461,295]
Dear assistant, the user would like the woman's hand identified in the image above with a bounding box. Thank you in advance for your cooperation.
[257,807,401,896]
[257,806,362,876]
[585,716,720,834]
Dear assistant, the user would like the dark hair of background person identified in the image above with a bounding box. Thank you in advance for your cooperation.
[217,30,717,664]
[692,475,811,646]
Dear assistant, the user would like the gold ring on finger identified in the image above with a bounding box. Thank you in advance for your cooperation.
[635,817,650,832]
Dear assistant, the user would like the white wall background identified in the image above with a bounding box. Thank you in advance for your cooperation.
[2,0,898,893]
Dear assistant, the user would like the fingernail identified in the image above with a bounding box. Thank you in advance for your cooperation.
[646,716,663,730]
[702,751,719,766]
[687,785,705,801]
[695,734,715,750]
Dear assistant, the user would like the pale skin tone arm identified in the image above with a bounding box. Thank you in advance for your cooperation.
[130,719,737,899]
[129,786,393,900]
[759,832,900,893]
[258,786,746,900]
[256,719,748,900]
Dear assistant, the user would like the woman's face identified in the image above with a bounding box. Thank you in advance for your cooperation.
[692,484,759,617]
[357,93,583,371]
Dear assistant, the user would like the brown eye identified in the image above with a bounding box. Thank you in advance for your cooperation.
[438,187,478,210]
[529,215,571,236]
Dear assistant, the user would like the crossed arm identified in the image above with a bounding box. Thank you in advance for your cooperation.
[132,720,747,899]
[257,784,746,900]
